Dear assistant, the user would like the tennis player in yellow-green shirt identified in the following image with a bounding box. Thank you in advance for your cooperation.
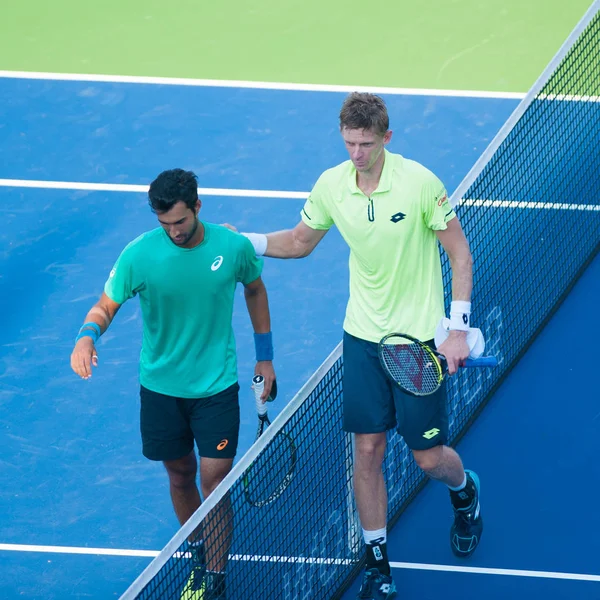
[234,93,483,600]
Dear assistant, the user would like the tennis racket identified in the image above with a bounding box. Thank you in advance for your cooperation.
[242,375,297,508]
[378,332,498,397]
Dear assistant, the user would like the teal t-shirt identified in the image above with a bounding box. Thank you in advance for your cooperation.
[104,222,263,398]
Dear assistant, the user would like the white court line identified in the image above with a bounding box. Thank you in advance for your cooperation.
[0,544,598,582]
[0,178,307,200]
[0,543,157,558]
[0,544,345,566]
[390,561,600,583]
[1,178,599,211]
[0,70,526,100]
[3,71,597,102]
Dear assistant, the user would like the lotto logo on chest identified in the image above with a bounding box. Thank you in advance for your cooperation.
[390,211,406,223]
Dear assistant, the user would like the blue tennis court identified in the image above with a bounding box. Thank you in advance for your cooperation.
[1,66,599,599]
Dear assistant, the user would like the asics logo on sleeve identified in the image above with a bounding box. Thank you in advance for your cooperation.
[211,256,224,271]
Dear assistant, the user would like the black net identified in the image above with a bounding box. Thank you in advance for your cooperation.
[121,345,424,599]
[442,6,600,442]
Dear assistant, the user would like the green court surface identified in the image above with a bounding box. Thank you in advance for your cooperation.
[0,0,593,92]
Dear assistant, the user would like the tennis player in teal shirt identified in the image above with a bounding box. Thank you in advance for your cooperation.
[71,169,276,600]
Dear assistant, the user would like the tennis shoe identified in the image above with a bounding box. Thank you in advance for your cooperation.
[450,469,483,558]
[180,568,204,600]
[180,571,226,600]
[357,568,397,599]
[180,542,207,600]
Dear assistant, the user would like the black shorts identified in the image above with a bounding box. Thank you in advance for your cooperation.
[342,331,448,451]
[140,383,240,461]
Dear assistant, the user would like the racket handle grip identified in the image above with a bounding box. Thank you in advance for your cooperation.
[464,356,498,368]
[253,375,267,416]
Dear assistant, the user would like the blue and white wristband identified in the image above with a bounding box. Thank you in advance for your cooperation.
[76,322,101,343]
[448,301,471,331]
[254,332,274,362]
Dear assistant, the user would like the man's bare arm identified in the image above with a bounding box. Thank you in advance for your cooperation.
[222,220,328,259]
[264,221,328,258]
[436,217,473,303]
[243,278,271,334]
[436,217,473,374]
[83,292,122,333]
[71,293,121,379]
[244,277,276,400]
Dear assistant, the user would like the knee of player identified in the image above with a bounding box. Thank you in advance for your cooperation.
[165,461,197,489]
[354,434,387,464]
[412,446,443,473]
[201,475,227,499]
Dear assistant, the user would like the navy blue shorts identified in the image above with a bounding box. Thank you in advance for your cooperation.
[140,382,240,461]
[342,331,448,450]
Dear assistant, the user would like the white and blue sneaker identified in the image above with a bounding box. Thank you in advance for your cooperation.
[450,469,483,558]
[357,568,397,599]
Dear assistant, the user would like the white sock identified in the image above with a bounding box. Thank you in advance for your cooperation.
[447,473,467,492]
[362,527,387,545]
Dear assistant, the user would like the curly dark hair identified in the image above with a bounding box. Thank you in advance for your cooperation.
[148,169,198,213]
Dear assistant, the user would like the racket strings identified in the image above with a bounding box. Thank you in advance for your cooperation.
[245,432,296,506]
[380,340,441,395]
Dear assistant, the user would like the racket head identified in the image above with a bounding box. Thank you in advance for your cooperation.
[244,374,295,507]
[243,428,297,507]
[378,332,446,396]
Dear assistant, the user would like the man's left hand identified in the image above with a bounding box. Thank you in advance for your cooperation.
[254,361,276,401]
[437,331,470,375]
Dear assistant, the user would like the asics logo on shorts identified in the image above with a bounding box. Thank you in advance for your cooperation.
[217,439,229,450]
[211,256,224,271]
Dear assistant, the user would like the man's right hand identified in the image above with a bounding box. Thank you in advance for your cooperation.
[71,338,99,379]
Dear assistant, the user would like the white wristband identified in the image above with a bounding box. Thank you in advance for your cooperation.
[241,232,268,257]
[449,300,471,331]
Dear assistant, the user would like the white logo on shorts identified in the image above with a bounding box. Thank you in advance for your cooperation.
[211,256,224,271]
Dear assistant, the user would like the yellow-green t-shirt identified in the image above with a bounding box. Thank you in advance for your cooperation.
[301,150,455,343]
